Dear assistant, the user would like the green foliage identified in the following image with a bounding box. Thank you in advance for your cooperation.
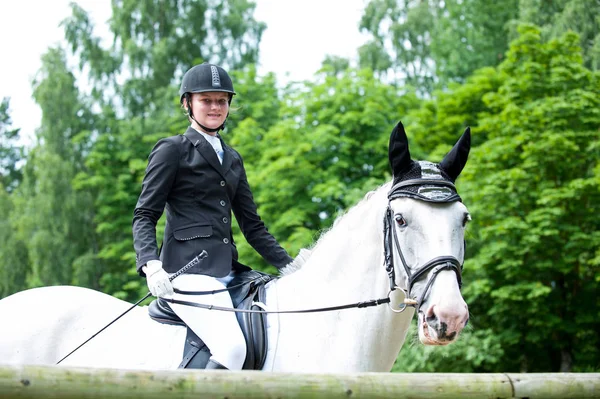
[358,0,599,92]
[516,0,600,71]
[359,0,519,92]
[359,0,436,92]
[431,0,519,85]
[0,184,29,298]
[0,47,98,297]
[63,0,265,120]
[398,24,599,372]
[228,66,419,270]
[0,98,23,192]
[393,323,505,372]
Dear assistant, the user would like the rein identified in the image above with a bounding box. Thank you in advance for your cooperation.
[165,273,393,314]
[172,276,269,295]
[161,296,391,314]
[164,178,464,315]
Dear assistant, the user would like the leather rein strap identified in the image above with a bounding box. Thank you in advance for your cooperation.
[162,296,390,314]
[168,178,463,314]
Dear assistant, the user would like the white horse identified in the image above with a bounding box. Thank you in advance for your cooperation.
[0,122,471,372]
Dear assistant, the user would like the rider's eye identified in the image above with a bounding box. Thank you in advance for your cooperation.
[463,213,471,226]
[394,214,407,227]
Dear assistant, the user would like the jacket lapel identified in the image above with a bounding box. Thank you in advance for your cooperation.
[183,127,227,179]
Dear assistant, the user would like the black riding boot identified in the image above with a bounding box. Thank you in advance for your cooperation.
[205,359,228,370]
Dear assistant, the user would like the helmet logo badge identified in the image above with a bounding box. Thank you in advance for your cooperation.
[210,66,222,88]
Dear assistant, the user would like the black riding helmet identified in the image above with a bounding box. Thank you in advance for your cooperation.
[179,63,236,133]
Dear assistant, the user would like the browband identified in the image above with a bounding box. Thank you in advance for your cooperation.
[388,178,460,203]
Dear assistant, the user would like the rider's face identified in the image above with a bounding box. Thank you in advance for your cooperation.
[188,92,230,135]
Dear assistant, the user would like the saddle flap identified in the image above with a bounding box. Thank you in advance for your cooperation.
[229,270,275,370]
[235,285,266,369]
[148,298,185,326]
[228,270,274,307]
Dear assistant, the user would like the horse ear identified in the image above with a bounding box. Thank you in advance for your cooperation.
[439,127,471,182]
[389,121,413,176]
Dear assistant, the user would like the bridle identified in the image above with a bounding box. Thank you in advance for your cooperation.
[383,178,464,313]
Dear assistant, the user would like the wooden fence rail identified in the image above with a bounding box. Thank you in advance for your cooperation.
[0,365,598,398]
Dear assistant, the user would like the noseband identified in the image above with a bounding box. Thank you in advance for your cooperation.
[383,178,464,313]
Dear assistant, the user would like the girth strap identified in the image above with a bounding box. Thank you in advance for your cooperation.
[178,329,204,368]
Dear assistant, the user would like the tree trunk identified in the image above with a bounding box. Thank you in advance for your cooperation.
[560,348,573,372]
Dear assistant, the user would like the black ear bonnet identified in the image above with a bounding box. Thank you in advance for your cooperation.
[387,121,471,203]
[389,160,461,202]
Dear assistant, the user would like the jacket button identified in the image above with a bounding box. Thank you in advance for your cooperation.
[220,200,226,206]
[220,181,226,186]
[223,238,229,244]
[222,217,228,223]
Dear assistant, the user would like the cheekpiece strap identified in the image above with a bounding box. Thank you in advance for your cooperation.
[383,207,396,291]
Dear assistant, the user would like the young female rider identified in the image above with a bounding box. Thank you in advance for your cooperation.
[132,63,294,370]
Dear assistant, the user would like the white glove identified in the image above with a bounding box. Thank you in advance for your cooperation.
[286,248,312,269]
[143,260,174,297]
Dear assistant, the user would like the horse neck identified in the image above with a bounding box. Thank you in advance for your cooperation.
[268,183,415,371]
[279,184,391,301]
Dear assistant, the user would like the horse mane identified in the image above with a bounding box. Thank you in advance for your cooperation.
[279,181,391,276]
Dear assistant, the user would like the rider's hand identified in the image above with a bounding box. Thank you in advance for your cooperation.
[143,260,174,297]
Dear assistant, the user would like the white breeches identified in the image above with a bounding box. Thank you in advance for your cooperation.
[166,272,246,370]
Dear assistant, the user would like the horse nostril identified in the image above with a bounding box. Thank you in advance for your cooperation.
[425,305,437,323]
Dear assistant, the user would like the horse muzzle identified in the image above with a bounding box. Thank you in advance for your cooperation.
[418,300,469,345]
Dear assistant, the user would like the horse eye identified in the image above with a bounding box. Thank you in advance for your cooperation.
[463,213,472,226]
[394,214,407,227]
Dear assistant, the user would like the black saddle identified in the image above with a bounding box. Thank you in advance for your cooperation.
[148,270,276,370]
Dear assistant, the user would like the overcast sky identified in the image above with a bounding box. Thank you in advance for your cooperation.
[0,0,368,144]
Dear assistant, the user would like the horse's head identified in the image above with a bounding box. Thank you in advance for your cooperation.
[386,121,471,345]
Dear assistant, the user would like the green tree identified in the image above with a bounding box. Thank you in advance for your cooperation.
[359,0,436,93]
[0,98,28,297]
[359,0,519,93]
[5,48,99,292]
[431,0,519,85]
[394,25,600,372]
[0,185,29,298]
[0,98,23,192]
[516,0,600,70]
[63,0,265,120]
[463,25,600,372]
[231,66,420,270]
